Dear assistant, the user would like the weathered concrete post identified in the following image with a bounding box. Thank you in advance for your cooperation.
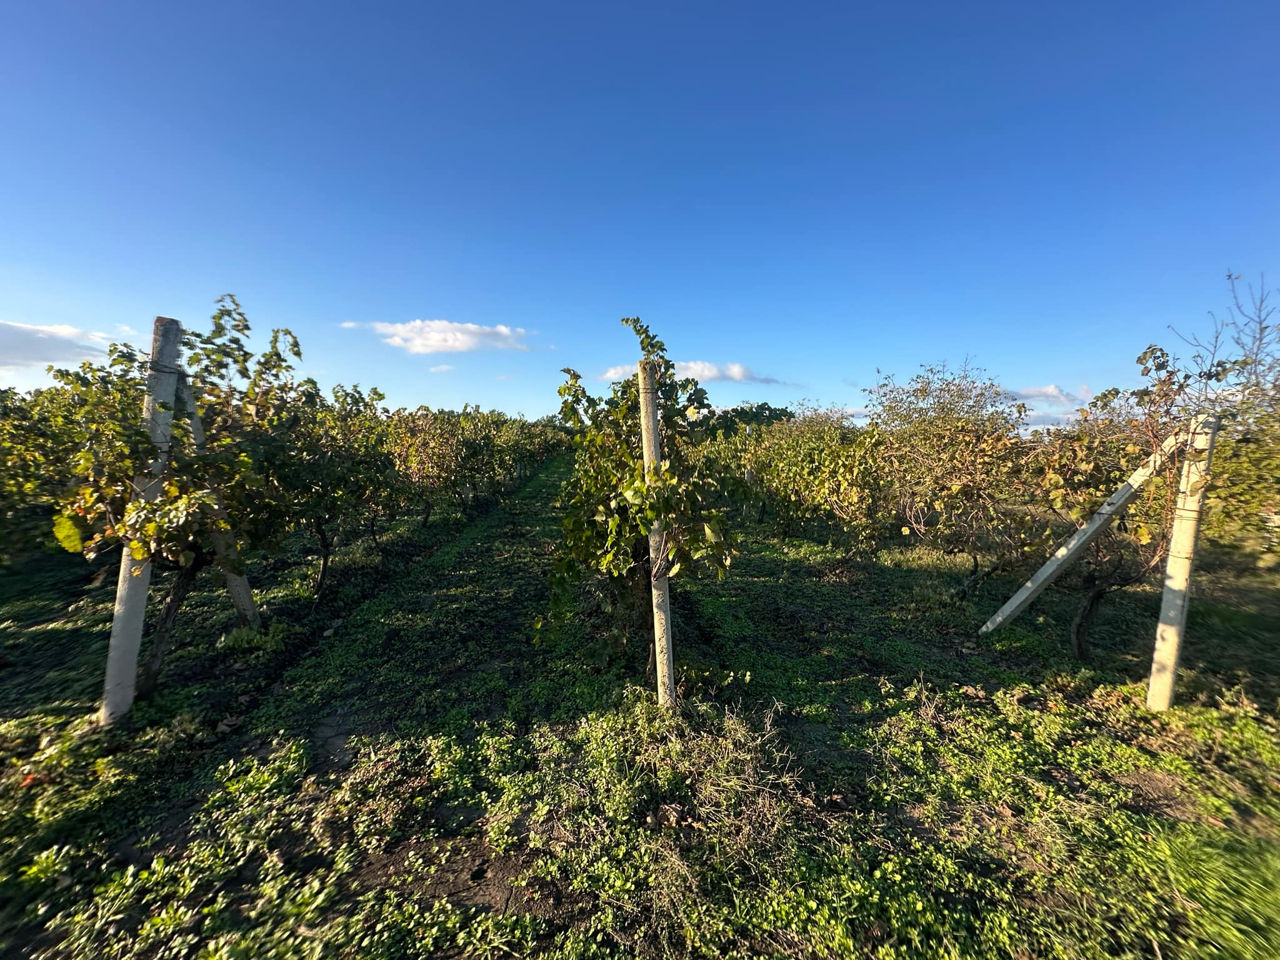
[1147,415,1219,711]
[638,359,675,708]
[101,317,182,725]
[980,426,1187,635]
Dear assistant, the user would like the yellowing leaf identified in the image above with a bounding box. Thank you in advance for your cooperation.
[53,515,83,554]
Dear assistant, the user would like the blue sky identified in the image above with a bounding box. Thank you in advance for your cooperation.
[2,1,1277,423]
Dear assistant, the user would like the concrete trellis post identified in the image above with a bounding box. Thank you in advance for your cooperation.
[177,375,262,631]
[100,317,183,725]
[638,359,676,708]
[1146,415,1219,711]
[979,426,1188,635]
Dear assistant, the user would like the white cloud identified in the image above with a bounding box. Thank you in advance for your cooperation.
[4,320,110,344]
[371,319,528,355]
[1024,410,1075,428]
[1013,384,1094,431]
[0,320,112,374]
[339,321,360,329]
[1014,384,1091,407]
[676,361,782,384]
[429,364,454,373]
[599,360,782,384]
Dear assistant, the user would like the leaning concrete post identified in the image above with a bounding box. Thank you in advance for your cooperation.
[100,317,182,725]
[177,375,261,630]
[1147,415,1219,711]
[638,359,675,708]
[980,426,1187,635]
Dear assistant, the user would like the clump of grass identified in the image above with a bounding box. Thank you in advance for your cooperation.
[485,691,841,957]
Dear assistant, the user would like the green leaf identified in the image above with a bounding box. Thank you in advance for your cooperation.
[53,515,83,554]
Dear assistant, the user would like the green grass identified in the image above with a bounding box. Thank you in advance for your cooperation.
[2,460,1278,958]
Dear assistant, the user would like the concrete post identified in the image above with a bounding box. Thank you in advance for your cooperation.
[638,359,675,708]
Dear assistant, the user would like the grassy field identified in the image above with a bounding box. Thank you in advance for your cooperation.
[2,458,1278,959]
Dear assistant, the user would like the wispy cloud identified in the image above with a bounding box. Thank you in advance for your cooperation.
[339,321,360,329]
[0,320,112,373]
[370,319,529,355]
[1024,410,1075,427]
[429,363,453,373]
[599,360,783,384]
[1013,383,1093,430]
[678,361,783,384]
[1014,384,1091,407]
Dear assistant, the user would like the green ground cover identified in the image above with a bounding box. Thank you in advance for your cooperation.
[2,458,1277,959]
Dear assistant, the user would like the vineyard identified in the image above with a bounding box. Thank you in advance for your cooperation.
[1,294,1279,959]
